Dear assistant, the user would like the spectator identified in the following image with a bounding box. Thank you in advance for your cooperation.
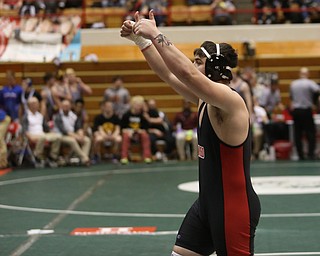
[252,73,269,106]
[43,0,58,14]
[0,70,23,122]
[73,98,91,137]
[91,0,125,7]
[41,72,57,121]
[253,0,277,24]
[140,0,168,26]
[144,98,175,160]
[264,103,290,147]
[1,0,22,10]
[65,68,92,103]
[53,99,91,166]
[242,69,271,117]
[104,76,130,119]
[241,66,256,90]
[305,0,320,23]
[19,16,39,32]
[230,69,254,120]
[252,97,269,159]
[51,70,72,110]
[290,67,320,160]
[120,95,152,164]
[21,97,61,168]
[187,0,212,5]
[173,100,198,161]
[260,75,282,118]
[125,0,144,20]
[58,0,82,9]
[210,0,236,25]
[19,0,44,17]
[278,0,310,23]
[0,110,11,169]
[36,17,54,33]
[92,100,122,163]
[20,77,43,115]
[44,0,65,14]
[260,76,289,146]
[66,0,82,8]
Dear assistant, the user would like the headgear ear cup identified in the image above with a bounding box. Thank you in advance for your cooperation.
[201,44,232,82]
[201,45,222,81]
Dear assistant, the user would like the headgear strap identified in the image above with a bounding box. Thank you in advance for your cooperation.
[200,47,211,59]
[215,43,220,57]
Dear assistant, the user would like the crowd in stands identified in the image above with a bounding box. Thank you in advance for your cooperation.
[0,69,201,169]
[254,0,320,24]
[0,64,319,170]
[0,0,319,27]
[233,66,320,161]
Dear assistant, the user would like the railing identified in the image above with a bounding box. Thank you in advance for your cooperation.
[0,1,319,28]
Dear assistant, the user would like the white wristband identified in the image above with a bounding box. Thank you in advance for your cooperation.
[128,33,152,51]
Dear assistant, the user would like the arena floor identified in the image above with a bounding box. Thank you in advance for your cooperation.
[1,160,320,256]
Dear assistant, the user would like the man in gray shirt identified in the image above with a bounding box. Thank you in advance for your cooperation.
[104,76,131,119]
[290,67,320,160]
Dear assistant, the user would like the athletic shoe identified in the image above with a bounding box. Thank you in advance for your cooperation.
[47,158,58,168]
[144,158,152,164]
[91,154,101,165]
[120,158,129,165]
[34,157,45,168]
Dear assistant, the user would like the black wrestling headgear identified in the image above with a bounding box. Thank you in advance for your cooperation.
[201,44,233,82]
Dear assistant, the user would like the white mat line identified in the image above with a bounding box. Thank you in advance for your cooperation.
[1,204,319,218]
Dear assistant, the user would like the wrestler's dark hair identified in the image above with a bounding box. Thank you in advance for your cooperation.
[193,41,238,68]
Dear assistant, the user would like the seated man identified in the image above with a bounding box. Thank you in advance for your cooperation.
[21,97,61,167]
[252,97,269,160]
[73,98,91,137]
[0,110,11,169]
[173,100,198,161]
[92,100,122,162]
[120,95,152,164]
[144,98,175,161]
[53,99,91,166]
[211,0,236,25]
[140,0,168,26]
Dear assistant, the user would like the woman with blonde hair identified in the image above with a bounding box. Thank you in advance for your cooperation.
[120,95,152,164]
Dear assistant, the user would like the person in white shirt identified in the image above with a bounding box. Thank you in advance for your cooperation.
[22,97,61,167]
[252,97,269,159]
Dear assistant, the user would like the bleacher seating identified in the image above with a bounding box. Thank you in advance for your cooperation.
[0,39,320,124]
[1,1,318,28]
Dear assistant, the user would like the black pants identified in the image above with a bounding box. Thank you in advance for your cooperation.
[292,108,316,160]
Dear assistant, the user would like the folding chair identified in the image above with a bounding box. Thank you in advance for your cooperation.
[6,122,22,166]
[6,122,36,167]
[17,135,37,166]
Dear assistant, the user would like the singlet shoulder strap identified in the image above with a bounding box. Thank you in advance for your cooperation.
[199,101,206,113]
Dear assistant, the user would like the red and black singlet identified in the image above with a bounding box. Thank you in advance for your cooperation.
[196,101,261,255]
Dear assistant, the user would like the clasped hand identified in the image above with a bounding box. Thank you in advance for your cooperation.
[120,10,160,40]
